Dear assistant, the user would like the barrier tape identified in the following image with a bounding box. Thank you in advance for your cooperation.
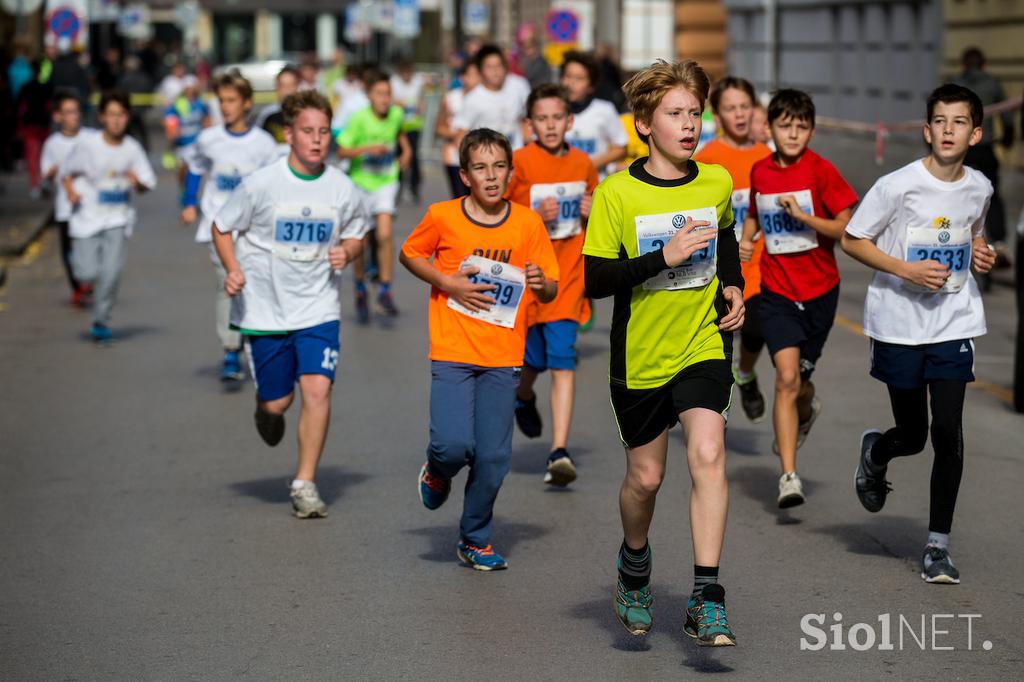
[817,97,1022,165]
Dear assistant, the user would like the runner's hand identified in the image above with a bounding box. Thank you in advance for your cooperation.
[444,265,496,312]
[738,238,755,262]
[180,206,197,225]
[971,238,996,274]
[580,193,593,220]
[525,261,546,291]
[777,194,805,220]
[718,286,745,331]
[124,170,141,190]
[538,197,559,223]
[902,260,949,290]
[328,245,351,270]
[224,269,246,296]
[663,218,713,268]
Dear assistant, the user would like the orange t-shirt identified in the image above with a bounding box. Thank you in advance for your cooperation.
[506,142,599,324]
[695,139,772,300]
[402,197,560,367]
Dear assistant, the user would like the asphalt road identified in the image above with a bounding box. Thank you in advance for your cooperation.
[1,144,1022,680]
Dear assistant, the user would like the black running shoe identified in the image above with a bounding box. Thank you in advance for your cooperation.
[514,395,542,438]
[921,546,960,584]
[254,408,285,447]
[735,372,765,422]
[854,429,890,512]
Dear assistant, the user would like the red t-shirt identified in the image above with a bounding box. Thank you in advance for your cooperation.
[748,148,858,301]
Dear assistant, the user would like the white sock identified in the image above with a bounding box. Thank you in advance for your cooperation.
[291,479,312,490]
[736,369,755,383]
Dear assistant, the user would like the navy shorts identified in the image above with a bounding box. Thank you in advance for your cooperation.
[524,320,579,372]
[760,285,839,381]
[245,320,340,401]
[870,338,975,390]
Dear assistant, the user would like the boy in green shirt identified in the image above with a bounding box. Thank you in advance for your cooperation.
[337,70,412,321]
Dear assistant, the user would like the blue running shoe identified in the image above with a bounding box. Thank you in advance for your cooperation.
[418,462,450,510]
[221,350,244,382]
[614,578,653,636]
[685,584,737,646]
[456,541,508,571]
[90,323,112,344]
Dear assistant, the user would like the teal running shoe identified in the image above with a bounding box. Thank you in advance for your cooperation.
[456,541,508,571]
[685,584,736,646]
[614,578,653,636]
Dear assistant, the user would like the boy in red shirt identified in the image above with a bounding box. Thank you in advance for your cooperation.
[739,89,858,508]
[506,84,599,486]
[400,129,559,570]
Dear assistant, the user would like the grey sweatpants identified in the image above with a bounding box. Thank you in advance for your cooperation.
[209,243,241,351]
[72,226,126,327]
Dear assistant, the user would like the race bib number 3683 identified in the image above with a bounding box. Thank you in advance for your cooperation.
[272,204,336,261]
[446,255,526,329]
[635,207,719,291]
[756,190,817,255]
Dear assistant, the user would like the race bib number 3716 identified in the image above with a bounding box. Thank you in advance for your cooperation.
[635,207,719,291]
[271,204,336,261]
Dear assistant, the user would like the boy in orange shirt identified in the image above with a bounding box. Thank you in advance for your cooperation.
[696,76,772,422]
[506,83,599,486]
[400,128,559,571]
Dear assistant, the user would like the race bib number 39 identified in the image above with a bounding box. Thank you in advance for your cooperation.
[446,255,525,329]
[635,207,719,291]
[904,225,971,294]
[272,204,336,261]
[530,181,586,240]
[756,190,818,254]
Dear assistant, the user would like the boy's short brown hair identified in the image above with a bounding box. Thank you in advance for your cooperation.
[767,89,815,126]
[459,128,513,171]
[281,90,332,127]
[622,59,710,143]
[214,71,254,102]
[526,83,571,119]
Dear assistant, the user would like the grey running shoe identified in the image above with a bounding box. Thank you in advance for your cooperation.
[772,396,822,454]
[921,546,960,584]
[854,429,890,513]
[254,408,285,446]
[777,472,805,508]
[290,481,328,519]
[544,448,577,487]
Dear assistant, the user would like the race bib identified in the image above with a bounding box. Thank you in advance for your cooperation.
[756,190,818,254]
[904,224,972,294]
[272,204,336,261]
[96,176,131,218]
[569,137,597,155]
[362,151,396,174]
[530,181,586,240]
[635,207,718,290]
[446,255,525,329]
[731,188,750,242]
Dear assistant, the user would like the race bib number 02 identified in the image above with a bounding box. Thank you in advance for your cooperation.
[530,181,586,240]
[446,255,526,329]
[904,224,971,294]
[635,207,719,291]
[731,188,750,242]
[756,190,818,254]
[272,204,336,261]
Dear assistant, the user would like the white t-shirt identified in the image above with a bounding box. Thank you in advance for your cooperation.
[565,98,627,176]
[332,90,370,133]
[214,158,370,331]
[332,77,363,106]
[41,128,94,221]
[63,133,157,239]
[453,79,527,147]
[390,73,425,118]
[845,159,992,345]
[442,88,467,166]
[157,75,184,107]
[187,125,279,243]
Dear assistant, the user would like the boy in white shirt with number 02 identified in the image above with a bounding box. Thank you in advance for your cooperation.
[842,84,995,585]
[63,90,157,344]
[212,90,370,519]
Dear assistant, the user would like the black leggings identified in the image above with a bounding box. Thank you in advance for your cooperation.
[57,221,80,293]
[740,293,765,355]
[871,381,966,534]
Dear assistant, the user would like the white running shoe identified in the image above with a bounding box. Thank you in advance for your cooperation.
[777,472,805,508]
[290,481,328,519]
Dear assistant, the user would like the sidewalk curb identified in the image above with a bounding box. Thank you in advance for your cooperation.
[0,210,53,258]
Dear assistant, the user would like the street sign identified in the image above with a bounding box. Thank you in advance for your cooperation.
[462,1,489,36]
[117,3,152,41]
[344,2,372,44]
[45,0,88,51]
[393,0,419,39]
[545,9,578,44]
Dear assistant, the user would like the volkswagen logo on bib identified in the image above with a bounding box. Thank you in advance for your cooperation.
[557,186,566,196]
[302,207,311,217]
[938,231,950,244]
[491,263,503,276]
[672,214,685,229]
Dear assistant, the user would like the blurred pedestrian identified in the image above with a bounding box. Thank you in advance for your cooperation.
[391,61,425,203]
[16,60,53,199]
[118,55,153,150]
[512,23,553,89]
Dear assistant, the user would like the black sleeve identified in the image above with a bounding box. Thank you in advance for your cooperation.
[584,250,668,299]
[716,223,744,292]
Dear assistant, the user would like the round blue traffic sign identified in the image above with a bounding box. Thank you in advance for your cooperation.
[546,10,578,43]
[48,7,81,39]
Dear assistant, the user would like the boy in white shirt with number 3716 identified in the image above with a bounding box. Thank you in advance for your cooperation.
[842,84,996,586]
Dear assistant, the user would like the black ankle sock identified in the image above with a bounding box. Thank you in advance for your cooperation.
[618,541,651,590]
[692,565,719,598]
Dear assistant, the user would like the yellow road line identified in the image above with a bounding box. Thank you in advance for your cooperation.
[833,313,1013,407]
